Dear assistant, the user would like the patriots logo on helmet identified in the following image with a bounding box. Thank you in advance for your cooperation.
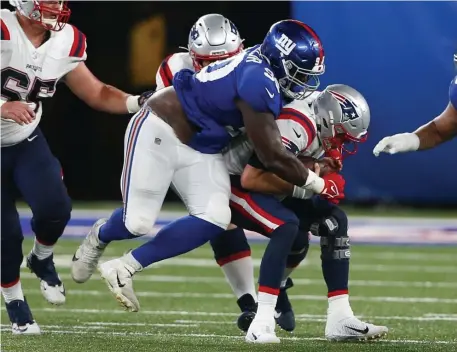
[190,25,199,41]
[229,21,238,35]
[329,90,359,122]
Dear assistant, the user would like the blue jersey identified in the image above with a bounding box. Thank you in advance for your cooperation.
[173,45,282,153]
[449,75,457,110]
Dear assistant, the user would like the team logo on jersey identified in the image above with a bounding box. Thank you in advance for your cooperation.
[26,64,42,72]
[329,90,359,122]
[275,34,296,57]
[190,25,199,41]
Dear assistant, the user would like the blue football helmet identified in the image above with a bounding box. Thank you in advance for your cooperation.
[261,19,325,100]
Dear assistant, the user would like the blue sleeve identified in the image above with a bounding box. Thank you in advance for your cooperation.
[237,63,282,117]
[449,76,457,110]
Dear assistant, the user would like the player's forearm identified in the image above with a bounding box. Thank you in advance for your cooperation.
[262,151,310,186]
[90,84,133,114]
[241,166,293,195]
[414,104,457,150]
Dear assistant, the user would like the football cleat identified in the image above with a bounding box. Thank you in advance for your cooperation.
[98,257,140,312]
[71,218,108,283]
[26,252,65,305]
[236,293,257,332]
[245,316,280,344]
[325,315,388,341]
[5,298,41,335]
[275,277,295,332]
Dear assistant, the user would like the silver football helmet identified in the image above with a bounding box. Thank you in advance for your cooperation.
[9,0,70,31]
[313,84,370,157]
[187,14,244,71]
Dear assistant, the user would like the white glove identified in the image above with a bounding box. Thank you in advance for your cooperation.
[373,133,420,156]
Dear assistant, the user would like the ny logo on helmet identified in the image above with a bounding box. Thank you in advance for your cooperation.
[275,34,296,56]
[329,90,360,122]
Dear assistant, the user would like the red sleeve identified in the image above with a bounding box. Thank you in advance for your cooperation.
[1,19,10,41]
[69,25,86,58]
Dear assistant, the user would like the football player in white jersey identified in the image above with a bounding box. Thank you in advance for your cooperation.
[223,84,387,343]
[1,0,150,335]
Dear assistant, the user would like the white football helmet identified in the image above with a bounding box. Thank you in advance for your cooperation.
[187,14,244,71]
[313,84,370,158]
[9,0,70,31]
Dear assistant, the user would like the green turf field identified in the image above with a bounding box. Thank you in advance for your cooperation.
[2,239,457,352]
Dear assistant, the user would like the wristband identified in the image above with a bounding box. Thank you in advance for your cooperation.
[302,170,325,194]
[126,95,141,113]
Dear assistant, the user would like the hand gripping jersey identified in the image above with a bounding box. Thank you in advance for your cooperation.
[173,45,282,154]
[224,98,324,175]
[450,75,457,110]
[1,9,87,146]
[155,52,194,91]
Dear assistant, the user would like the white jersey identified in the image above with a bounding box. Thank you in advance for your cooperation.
[223,98,324,175]
[155,52,194,90]
[1,9,87,146]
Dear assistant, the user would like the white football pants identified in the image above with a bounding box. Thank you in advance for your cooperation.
[120,108,232,236]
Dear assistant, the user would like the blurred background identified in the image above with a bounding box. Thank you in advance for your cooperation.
[8,1,457,209]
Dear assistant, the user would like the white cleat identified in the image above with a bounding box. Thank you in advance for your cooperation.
[40,280,66,305]
[325,315,388,342]
[12,322,41,335]
[98,257,140,312]
[245,316,280,344]
[71,218,108,283]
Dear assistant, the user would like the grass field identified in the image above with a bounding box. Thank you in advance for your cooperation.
[1,238,457,352]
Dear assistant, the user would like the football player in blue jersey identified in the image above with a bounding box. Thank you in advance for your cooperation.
[373,53,457,155]
[72,20,344,318]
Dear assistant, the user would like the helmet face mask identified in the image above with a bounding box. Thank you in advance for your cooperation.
[187,14,244,71]
[313,84,370,158]
[11,0,70,31]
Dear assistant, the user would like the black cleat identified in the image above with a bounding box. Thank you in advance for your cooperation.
[27,253,62,286]
[275,277,296,332]
[5,298,41,334]
[236,293,257,332]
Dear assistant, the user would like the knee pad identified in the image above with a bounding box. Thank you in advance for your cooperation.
[311,208,350,260]
[197,193,231,229]
[124,214,155,237]
[210,227,250,265]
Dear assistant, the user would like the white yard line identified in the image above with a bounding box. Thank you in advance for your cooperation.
[15,289,457,303]
[5,307,457,322]
[22,255,456,273]
[19,272,457,289]
[1,325,455,344]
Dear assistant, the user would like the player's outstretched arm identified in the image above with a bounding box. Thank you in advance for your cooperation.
[236,99,310,186]
[374,78,457,156]
[64,62,150,114]
[414,102,457,149]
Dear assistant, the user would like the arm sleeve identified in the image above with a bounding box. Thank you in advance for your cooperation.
[449,76,457,110]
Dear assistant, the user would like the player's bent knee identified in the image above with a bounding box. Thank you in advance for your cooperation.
[311,208,350,260]
[290,231,310,255]
[196,193,231,229]
[124,215,154,237]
